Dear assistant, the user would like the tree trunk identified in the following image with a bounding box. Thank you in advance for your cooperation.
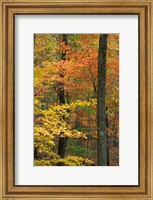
[97,34,108,166]
[58,34,67,158]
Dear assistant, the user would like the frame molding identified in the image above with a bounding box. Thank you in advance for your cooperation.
[0,0,152,199]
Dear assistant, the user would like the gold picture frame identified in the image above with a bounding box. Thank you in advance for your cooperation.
[0,0,153,199]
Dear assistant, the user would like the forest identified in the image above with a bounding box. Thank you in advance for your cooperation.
[34,34,119,166]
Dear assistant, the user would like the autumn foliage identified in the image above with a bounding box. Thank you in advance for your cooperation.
[34,34,119,166]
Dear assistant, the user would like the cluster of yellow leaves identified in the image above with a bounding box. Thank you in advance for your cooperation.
[34,155,95,166]
[34,126,54,153]
[34,97,97,155]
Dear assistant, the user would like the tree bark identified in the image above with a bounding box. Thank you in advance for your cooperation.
[97,34,108,166]
[58,34,67,158]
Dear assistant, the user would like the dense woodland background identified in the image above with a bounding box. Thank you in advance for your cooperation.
[34,34,119,166]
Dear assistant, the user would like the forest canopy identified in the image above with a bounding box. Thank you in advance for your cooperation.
[34,34,119,166]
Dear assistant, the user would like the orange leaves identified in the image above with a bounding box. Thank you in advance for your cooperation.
[34,33,119,110]
[58,41,72,52]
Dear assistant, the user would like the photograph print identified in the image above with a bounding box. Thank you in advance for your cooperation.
[34,34,119,166]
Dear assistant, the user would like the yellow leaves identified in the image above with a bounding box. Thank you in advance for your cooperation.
[34,126,51,136]
[62,156,95,166]
[34,98,96,155]
[34,125,55,154]
[34,156,95,166]
[34,89,97,159]
[61,129,87,139]
[108,34,119,52]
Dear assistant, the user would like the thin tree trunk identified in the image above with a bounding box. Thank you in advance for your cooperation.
[58,34,67,158]
[97,34,108,166]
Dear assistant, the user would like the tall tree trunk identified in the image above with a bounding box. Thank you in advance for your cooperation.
[58,34,67,158]
[97,34,108,166]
